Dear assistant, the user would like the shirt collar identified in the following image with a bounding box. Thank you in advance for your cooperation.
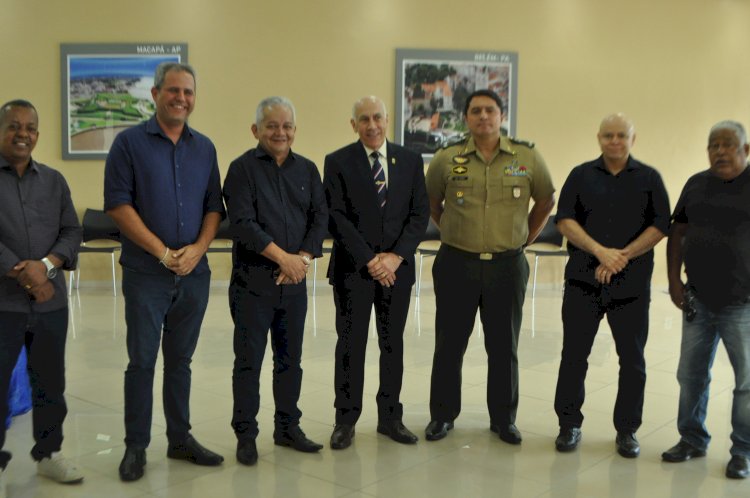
[362,140,388,160]
[461,135,509,156]
[253,145,296,164]
[0,155,39,175]
[594,155,639,173]
[145,115,194,141]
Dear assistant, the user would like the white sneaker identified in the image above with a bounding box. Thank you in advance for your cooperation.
[37,453,83,484]
[0,466,7,498]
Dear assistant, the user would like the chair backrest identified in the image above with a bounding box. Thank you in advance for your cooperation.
[215,217,232,240]
[82,208,120,243]
[533,217,563,247]
[421,218,441,242]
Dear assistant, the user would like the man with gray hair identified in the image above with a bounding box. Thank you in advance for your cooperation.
[324,96,429,449]
[662,120,750,479]
[223,96,328,465]
[553,113,670,457]
[105,62,225,481]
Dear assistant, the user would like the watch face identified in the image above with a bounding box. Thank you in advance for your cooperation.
[47,267,58,279]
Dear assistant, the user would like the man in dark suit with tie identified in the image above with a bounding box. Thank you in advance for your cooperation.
[324,96,429,449]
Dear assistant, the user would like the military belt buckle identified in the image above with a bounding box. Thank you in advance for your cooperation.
[479,253,493,261]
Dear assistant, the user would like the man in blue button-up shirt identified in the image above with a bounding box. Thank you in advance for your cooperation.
[104,62,225,482]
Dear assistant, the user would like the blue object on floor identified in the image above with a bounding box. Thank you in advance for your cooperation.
[6,346,31,428]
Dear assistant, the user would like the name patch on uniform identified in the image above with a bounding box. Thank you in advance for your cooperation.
[452,156,469,165]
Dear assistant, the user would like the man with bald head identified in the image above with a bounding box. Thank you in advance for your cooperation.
[553,114,670,456]
[323,96,429,449]
[662,121,750,479]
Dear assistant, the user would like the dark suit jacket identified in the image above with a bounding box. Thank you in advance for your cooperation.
[323,140,429,287]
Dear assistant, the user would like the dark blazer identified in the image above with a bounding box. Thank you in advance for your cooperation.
[323,140,429,287]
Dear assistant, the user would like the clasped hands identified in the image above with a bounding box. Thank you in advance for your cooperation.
[367,253,402,287]
[593,247,629,285]
[275,252,312,285]
[9,260,54,303]
[160,244,205,276]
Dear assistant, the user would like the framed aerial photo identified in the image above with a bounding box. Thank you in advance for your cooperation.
[60,43,188,160]
[395,48,518,160]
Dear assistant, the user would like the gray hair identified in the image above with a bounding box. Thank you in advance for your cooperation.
[153,62,196,90]
[351,96,387,120]
[255,96,296,126]
[709,120,747,146]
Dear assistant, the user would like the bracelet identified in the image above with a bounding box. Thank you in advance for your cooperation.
[158,248,169,266]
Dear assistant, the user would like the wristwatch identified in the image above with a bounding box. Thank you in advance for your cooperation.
[41,257,58,279]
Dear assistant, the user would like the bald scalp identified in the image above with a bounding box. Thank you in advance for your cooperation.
[352,96,387,120]
[599,113,634,135]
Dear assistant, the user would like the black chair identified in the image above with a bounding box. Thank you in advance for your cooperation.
[206,218,233,254]
[415,218,441,296]
[524,217,568,299]
[70,209,121,296]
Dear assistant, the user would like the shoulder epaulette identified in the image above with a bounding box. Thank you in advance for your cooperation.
[441,133,468,149]
[509,137,535,148]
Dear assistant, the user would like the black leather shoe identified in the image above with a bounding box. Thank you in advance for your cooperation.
[616,432,640,458]
[661,440,706,462]
[119,447,146,482]
[236,439,258,466]
[491,424,522,445]
[330,424,355,450]
[425,420,453,441]
[726,455,749,479]
[377,420,418,444]
[167,435,224,466]
[555,427,582,452]
[274,426,323,453]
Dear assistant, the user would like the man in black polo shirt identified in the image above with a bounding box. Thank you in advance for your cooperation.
[223,96,328,465]
[553,114,670,457]
[661,120,750,479]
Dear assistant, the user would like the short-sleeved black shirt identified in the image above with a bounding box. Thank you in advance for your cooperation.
[672,166,750,309]
[555,156,671,297]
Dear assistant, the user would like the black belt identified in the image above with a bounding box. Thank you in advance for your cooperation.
[442,244,522,260]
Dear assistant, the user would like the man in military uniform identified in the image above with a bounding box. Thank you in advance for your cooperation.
[424,89,555,444]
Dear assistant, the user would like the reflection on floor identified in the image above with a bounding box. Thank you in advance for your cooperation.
[3,283,748,497]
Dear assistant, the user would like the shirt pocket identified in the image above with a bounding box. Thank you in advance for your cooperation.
[445,177,473,207]
[289,180,312,210]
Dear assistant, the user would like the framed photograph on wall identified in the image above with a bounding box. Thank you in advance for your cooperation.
[395,48,518,160]
[60,43,188,160]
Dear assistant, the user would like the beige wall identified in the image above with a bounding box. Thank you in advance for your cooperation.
[3,0,749,285]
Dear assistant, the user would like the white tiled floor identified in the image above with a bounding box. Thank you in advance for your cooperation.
[3,278,749,497]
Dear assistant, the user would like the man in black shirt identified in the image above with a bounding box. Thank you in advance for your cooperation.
[662,120,750,479]
[0,99,83,492]
[223,96,328,466]
[553,114,670,457]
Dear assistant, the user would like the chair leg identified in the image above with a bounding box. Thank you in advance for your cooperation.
[312,258,318,295]
[68,271,73,296]
[110,252,117,296]
[415,253,424,297]
[532,254,539,300]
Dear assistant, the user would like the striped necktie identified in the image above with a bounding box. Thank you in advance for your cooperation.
[371,151,387,210]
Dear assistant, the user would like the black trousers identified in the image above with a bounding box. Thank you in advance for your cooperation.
[429,245,529,425]
[554,279,650,432]
[0,308,69,466]
[332,278,412,425]
[229,285,306,441]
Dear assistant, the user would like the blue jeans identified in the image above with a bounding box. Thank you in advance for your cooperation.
[0,309,69,464]
[121,268,210,448]
[676,297,750,457]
